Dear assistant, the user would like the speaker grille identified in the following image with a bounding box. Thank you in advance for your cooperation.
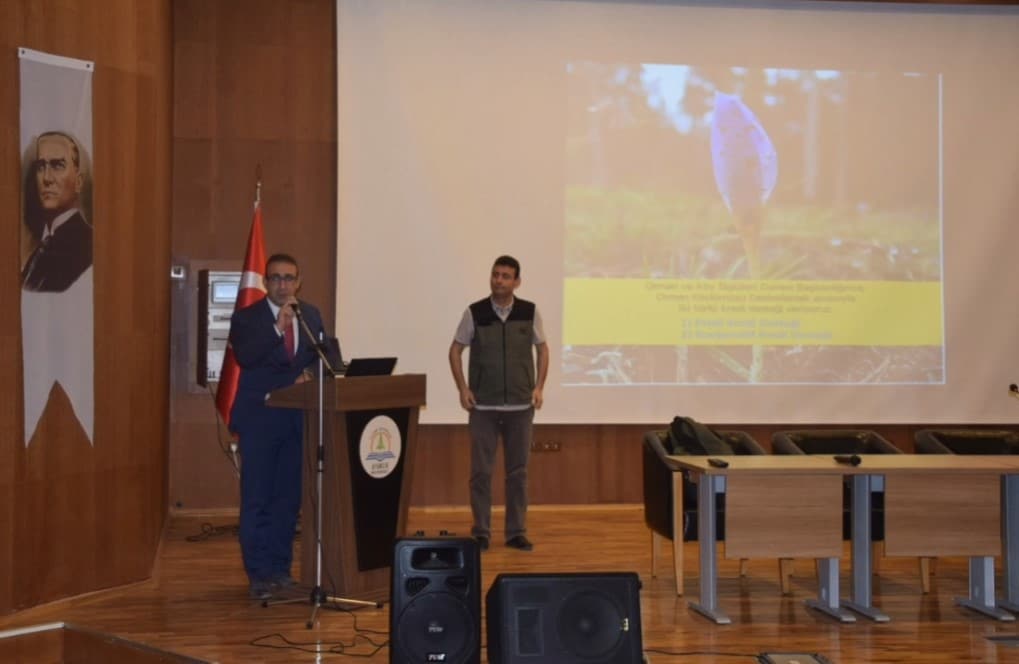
[557,589,626,659]
[396,592,477,663]
[486,572,643,664]
[391,537,481,664]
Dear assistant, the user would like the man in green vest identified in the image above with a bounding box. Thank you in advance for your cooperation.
[448,255,549,552]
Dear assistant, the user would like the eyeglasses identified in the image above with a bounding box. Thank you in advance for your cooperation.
[266,274,298,284]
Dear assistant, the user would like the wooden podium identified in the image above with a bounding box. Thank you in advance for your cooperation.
[267,373,426,603]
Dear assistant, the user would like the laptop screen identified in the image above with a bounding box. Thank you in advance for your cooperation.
[343,357,397,377]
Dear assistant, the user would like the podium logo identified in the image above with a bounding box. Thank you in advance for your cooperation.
[359,415,402,479]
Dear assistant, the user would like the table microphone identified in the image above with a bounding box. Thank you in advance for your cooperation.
[834,454,862,466]
[1009,384,1019,401]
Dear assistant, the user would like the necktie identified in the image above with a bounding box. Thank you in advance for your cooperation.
[21,235,51,288]
[284,322,296,359]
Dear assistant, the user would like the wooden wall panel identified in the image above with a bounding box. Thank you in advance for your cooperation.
[0,0,30,624]
[0,0,173,615]
[0,629,63,664]
[168,0,338,509]
[406,422,977,507]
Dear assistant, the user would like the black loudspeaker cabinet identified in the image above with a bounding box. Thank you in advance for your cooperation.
[486,572,643,664]
[390,537,481,664]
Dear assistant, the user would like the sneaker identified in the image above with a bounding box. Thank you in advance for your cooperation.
[249,580,273,600]
[505,535,533,551]
[476,535,490,551]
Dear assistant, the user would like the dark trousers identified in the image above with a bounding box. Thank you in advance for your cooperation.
[238,409,302,582]
[468,407,533,540]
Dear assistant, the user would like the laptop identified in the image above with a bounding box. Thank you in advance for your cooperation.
[342,356,397,377]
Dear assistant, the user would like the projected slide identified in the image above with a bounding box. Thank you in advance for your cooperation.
[563,63,944,386]
[338,0,1019,423]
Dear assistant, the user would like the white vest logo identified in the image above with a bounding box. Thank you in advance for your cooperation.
[359,415,402,479]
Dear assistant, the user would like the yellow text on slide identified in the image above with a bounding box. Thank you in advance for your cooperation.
[563,278,943,346]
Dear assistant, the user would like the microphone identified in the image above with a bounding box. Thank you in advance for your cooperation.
[1009,384,1019,400]
[290,301,303,318]
[834,454,862,466]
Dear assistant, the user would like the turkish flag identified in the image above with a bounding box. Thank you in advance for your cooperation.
[215,201,266,432]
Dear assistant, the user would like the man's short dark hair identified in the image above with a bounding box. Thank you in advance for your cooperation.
[493,255,520,279]
[265,253,299,275]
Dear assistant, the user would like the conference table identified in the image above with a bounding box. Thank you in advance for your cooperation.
[668,454,1019,624]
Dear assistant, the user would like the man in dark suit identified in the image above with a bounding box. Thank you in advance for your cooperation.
[229,253,335,600]
[21,131,94,292]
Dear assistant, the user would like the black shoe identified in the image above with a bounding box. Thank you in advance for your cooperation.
[505,535,533,551]
[476,535,490,551]
[249,580,273,600]
[271,574,299,591]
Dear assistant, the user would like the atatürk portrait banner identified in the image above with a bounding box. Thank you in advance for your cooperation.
[19,47,95,447]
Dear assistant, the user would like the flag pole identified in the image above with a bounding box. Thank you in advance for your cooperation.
[214,171,268,435]
[255,164,262,205]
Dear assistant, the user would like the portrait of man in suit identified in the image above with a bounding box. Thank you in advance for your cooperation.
[21,130,94,293]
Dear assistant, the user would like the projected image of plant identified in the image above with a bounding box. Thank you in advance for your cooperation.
[711,91,777,382]
[562,62,943,385]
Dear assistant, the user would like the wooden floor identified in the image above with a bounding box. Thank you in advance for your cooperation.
[3,505,1019,663]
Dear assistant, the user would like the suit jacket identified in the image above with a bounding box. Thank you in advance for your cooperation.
[21,211,94,293]
[228,298,334,436]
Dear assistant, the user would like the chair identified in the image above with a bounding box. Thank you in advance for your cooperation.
[771,429,902,584]
[913,428,1019,590]
[915,428,1019,455]
[642,427,792,595]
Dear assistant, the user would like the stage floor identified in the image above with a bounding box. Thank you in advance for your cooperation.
[2,505,1018,663]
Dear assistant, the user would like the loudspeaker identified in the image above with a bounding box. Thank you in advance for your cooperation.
[390,537,481,664]
[486,572,643,664]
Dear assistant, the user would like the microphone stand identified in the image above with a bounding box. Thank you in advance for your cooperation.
[296,307,341,377]
[266,308,379,627]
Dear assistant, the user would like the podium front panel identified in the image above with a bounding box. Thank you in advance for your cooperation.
[280,373,425,601]
[345,408,411,571]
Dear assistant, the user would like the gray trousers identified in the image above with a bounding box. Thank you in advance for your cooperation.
[468,407,533,540]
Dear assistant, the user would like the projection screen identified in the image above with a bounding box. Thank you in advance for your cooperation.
[335,0,1019,424]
